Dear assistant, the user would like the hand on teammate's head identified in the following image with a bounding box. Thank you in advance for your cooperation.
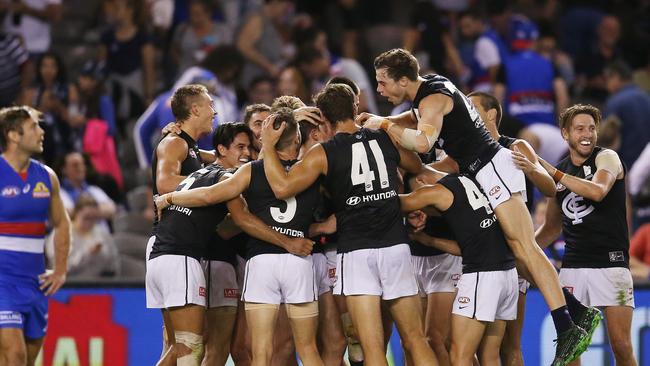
[260,113,285,147]
[294,106,323,126]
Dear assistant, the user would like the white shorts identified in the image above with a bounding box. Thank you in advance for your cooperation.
[525,123,567,165]
[412,254,462,295]
[333,244,418,300]
[313,253,332,296]
[241,254,318,304]
[475,148,527,209]
[146,253,206,309]
[453,268,518,322]
[202,260,239,308]
[559,267,635,308]
[235,255,246,290]
[518,276,530,295]
[324,248,337,288]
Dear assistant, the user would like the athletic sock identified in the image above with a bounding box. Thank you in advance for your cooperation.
[562,287,587,320]
[550,305,574,335]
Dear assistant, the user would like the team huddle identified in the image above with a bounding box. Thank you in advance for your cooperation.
[143,48,637,366]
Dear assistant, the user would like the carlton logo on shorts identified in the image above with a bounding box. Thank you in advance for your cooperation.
[346,196,361,206]
[458,297,470,304]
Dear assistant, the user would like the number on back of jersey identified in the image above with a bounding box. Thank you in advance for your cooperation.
[350,140,389,192]
[458,176,493,215]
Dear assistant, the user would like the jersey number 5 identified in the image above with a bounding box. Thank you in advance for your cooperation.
[351,141,389,192]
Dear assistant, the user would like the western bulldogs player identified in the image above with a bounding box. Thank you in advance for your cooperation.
[0,106,71,366]
[536,104,634,366]
[359,48,596,365]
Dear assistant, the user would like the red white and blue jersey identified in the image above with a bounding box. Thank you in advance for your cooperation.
[0,157,51,283]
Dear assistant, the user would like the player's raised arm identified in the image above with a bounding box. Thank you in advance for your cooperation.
[260,116,327,200]
[155,135,191,194]
[156,163,252,212]
[42,168,71,296]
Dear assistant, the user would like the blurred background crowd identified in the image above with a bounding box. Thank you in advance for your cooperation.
[2,0,650,282]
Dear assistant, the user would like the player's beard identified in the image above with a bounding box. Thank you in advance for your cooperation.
[568,136,595,159]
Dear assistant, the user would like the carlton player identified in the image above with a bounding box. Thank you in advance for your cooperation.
[0,106,71,365]
[536,104,635,366]
[401,169,518,366]
[258,84,437,366]
[359,48,596,365]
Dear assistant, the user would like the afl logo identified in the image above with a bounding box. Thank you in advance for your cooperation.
[458,297,470,304]
[346,196,361,206]
[480,218,494,228]
[562,192,594,225]
[1,186,19,197]
[489,186,501,196]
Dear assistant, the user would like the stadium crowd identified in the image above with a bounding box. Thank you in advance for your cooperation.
[1,0,650,281]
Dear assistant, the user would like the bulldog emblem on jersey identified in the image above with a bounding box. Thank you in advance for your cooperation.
[32,182,50,198]
[562,192,595,225]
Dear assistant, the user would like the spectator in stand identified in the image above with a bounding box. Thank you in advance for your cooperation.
[575,15,622,103]
[236,0,295,88]
[47,194,120,278]
[68,60,117,138]
[99,0,155,135]
[458,9,508,92]
[294,26,378,113]
[58,151,117,231]
[277,66,310,106]
[241,75,276,113]
[536,21,575,87]
[0,28,31,107]
[403,0,465,81]
[20,51,73,165]
[603,61,650,169]
[633,51,650,94]
[1,0,62,57]
[630,223,650,281]
[170,0,232,78]
[494,16,570,164]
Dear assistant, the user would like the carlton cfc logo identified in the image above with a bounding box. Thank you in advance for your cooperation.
[562,192,595,225]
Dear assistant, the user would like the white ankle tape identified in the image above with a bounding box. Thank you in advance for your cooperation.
[175,331,203,366]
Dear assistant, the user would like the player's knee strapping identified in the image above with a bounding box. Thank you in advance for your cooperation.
[175,331,203,366]
[286,301,318,319]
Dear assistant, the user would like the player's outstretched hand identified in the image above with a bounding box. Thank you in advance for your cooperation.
[261,114,285,148]
[295,106,323,126]
[407,210,427,232]
[356,112,384,129]
[286,237,314,257]
[161,121,182,136]
[39,269,66,296]
[154,193,171,219]
[511,145,535,174]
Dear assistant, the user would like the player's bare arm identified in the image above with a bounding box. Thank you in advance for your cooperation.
[42,167,71,296]
[392,134,424,175]
[427,155,459,174]
[510,140,556,197]
[399,184,453,213]
[155,135,192,194]
[543,149,622,202]
[534,198,563,250]
[156,163,252,213]
[375,93,452,154]
[260,118,327,200]
[227,196,314,257]
[409,230,461,256]
[356,110,416,129]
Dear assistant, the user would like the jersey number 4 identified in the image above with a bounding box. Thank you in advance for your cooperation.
[458,176,493,215]
[351,141,389,192]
